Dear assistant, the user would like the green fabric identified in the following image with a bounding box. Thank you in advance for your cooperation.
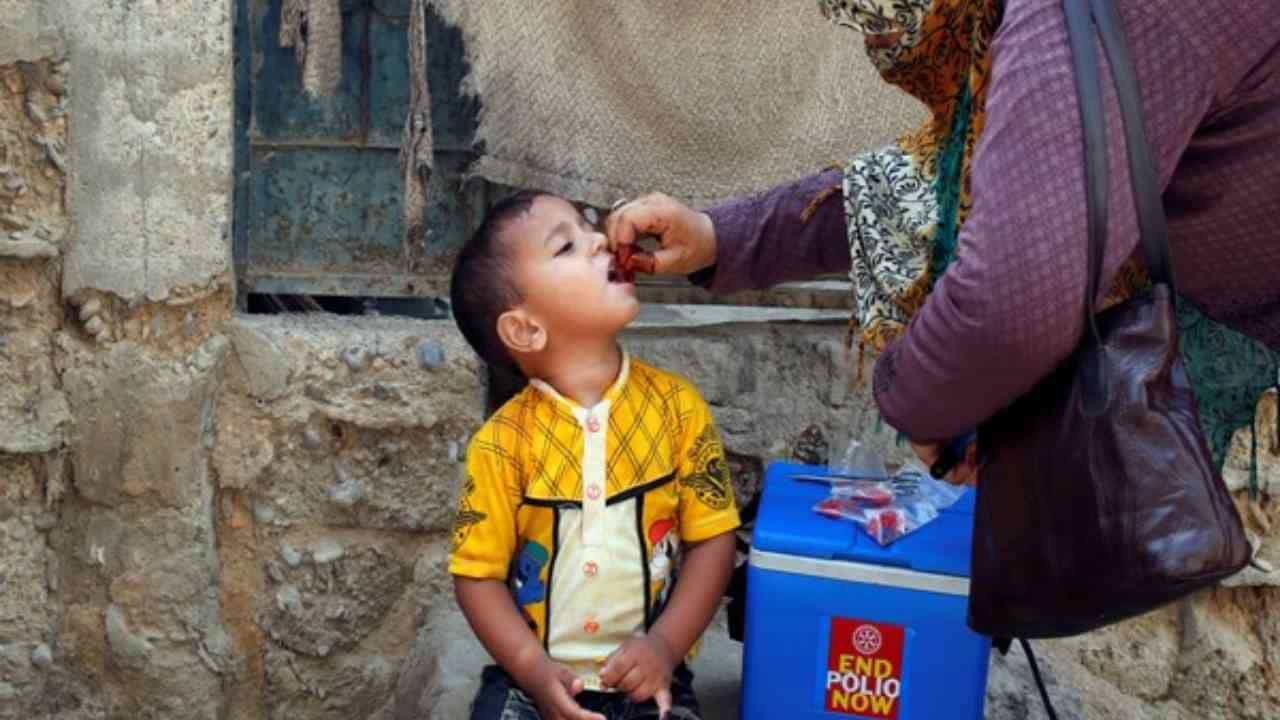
[930,84,972,283]
[1176,298,1280,493]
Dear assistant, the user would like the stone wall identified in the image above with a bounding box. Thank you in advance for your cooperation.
[1,3,1278,719]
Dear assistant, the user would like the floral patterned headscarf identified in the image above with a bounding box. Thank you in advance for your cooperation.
[818,0,1002,352]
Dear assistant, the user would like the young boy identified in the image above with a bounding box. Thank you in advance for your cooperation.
[449,191,740,720]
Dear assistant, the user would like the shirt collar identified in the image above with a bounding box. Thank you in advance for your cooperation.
[529,350,631,420]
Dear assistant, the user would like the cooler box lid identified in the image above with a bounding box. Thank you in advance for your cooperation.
[752,461,975,578]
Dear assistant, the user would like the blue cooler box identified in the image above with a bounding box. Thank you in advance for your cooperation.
[741,462,991,720]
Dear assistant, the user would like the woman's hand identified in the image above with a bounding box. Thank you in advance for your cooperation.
[604,193,717,276]
[909,439,980,486]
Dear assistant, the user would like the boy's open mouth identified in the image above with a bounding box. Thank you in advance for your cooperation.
[607,263,631,284]
[610,246,654,284]
[609,251,634,284]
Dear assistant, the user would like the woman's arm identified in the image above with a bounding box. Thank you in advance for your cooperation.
[873,0,1213,441]
[696,168,850,294]
[604,169,850,292]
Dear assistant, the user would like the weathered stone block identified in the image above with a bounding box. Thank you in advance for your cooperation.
[1059,606,1180,702]
[1223,390,1280,494]
[226,320,292,401]
[0,325,71,455]
[104,604,153,670]
[262,424,468,532]
[0,3,65,65]
[57,604,107,684]
[63,340,224,509]
[1170,590,1279,720]
[985,640,1193,720]
[259,539,411,658]
[410,538,453,614]
[0,642,44,720]
[265,645,398,720]
[220,316,483,532]
[390,623,442,720]
[212,392,276,490]
[22,666,108,720]
[0,514,50,644]
[53,0,232,303]
[109,544,219,640]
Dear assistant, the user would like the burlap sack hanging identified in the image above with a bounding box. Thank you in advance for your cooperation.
[428,0,923,209]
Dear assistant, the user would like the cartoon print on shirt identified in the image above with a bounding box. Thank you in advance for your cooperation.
[512,541,550,611]
[648,517,680,606]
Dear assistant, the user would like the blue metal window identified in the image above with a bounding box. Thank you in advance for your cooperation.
[233,0,485,308]
[231,1,852,316]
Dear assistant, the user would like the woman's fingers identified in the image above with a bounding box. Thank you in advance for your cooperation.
[604,195,668,252]
[908,440,940,470]
[648,246,686,276]
[910,438,982,486]
[950,442,980,486]
[603,193,717,275]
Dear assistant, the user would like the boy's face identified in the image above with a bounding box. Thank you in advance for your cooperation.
[507,195,640,342]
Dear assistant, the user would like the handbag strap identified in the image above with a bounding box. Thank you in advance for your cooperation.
[1020,639,1060,720]
[1065,0,1176,338]
[1088,0,1175,291]
[1063,0,1110,344]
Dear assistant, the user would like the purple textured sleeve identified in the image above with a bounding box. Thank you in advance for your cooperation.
[696,169,849,294]
[873,0,1216,440]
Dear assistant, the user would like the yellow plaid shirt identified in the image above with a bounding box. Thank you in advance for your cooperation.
[450,353,740,688]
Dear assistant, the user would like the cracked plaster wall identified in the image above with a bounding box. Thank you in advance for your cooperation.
[0,2,1279,720]
[43,0,233,305]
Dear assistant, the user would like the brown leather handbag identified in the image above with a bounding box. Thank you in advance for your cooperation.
[967,0,1251,639]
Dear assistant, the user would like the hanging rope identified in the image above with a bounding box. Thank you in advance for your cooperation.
[279,0,343,97]
[400,0,435,254]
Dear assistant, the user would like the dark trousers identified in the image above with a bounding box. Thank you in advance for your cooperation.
[469,664,702,720]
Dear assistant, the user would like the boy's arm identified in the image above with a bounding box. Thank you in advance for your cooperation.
[452,435,603,720]
[597,531,736,702]
[455,577,605,720]
[649,532,736,661]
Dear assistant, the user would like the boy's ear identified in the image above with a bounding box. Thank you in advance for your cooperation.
[496,307,548,356]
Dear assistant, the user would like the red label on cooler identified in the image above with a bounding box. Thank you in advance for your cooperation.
[824,617,905,718]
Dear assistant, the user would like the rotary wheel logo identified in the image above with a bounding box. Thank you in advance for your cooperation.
[852,624,882,655]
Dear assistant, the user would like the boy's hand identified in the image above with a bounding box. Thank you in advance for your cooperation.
[599,632,677,704]
[525,658,606,720]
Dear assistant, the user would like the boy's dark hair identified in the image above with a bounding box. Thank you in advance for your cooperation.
[450,190,549,412]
